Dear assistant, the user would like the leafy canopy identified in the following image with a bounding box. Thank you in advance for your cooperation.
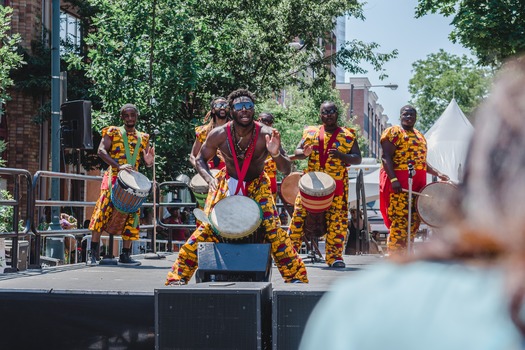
[408,49,491,132]
[416,0,525,67]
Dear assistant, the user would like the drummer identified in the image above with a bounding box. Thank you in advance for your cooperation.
[190,96,230,170]
[288,101,362,268]
[379,105,449,255]
[88,104,155,266]
[166,89,308,285]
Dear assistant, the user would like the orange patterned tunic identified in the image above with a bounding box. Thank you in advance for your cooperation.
[89,126,150,240]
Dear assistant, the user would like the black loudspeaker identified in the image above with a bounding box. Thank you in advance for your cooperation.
[61,100,93,149]
[272,289,326,350]
[196,243,272,283]
[155,282,272,350]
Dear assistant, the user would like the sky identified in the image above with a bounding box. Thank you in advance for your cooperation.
[345,0,473,124]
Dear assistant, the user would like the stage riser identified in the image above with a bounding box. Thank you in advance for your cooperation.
[0,292,154,349]
[156,283,272,350]
[272,291,325,350]
[0,287,325,350]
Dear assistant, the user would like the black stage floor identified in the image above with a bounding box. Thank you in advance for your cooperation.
[0,253,383,350]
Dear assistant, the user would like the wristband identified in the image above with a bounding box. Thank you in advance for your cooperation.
[271,152,280,158]
[390,177,398,183]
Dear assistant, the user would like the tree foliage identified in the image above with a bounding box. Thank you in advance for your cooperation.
[64,0,397,181]
[408,49,491,132]
[0,6,24,113]
[415,0,525,67]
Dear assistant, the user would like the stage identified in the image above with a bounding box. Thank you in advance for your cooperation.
[0,252,383,349]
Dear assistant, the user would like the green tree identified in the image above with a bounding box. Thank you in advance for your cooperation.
[415,0,525,67]
[65,0,396,181]
[408,49,491,132]
[0,6,24,115]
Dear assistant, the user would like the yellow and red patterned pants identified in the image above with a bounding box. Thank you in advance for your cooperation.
[166,170,308,284]
[386,191,420,254]
[288,192,348,266]
[89,180,140,240]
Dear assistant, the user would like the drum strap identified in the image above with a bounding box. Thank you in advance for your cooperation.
[119,126,142,168]
[318,126,341,168]
[226,122,261,195]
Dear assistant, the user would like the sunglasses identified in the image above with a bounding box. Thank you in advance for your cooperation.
[213,102,229,109]
[232,101,254,111]
[260,119,274,125]
[321,108,337,116]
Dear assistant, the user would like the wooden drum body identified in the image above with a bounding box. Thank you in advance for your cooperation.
[299,172,336,237]
[107,170,151,235]
[189,170,219,208]
[416,182,457,228]
[279,172,302,206]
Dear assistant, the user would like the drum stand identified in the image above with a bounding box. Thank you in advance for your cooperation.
[280,198,324,264]
[99,233,118,265]
[406,163,416,255]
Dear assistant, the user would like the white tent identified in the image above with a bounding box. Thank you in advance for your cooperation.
[348,168,380,207]
[424,99,473,183]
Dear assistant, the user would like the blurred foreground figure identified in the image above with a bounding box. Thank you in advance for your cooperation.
[300,56,525,350]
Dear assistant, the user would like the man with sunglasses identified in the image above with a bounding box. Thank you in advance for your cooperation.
[380,105,449,255]
[190,96,230,170]
[166,89,308,285]
[288,101,362,268]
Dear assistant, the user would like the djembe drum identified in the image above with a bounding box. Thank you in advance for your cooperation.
[416,181,457,228]
[299,171,336,237]
[280,172,302,208]
[189,170,219,208]
[194,196,263,243]
[106,170,152,235]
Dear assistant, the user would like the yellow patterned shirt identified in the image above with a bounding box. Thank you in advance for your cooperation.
[380,125,427,171]
[102,126,150,177]
[301,125,357,181]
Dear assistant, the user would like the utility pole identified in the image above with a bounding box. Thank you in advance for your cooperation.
[50,0,61,229]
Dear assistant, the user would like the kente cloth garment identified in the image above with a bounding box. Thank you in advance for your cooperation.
[195,125,225,169]
[379,125,428,253]
[166,168,309,284]
[89,126,149,240]
[263,155,277,200]
[288,125,356,266]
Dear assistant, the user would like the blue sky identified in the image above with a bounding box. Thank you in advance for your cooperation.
[345,0,473,124]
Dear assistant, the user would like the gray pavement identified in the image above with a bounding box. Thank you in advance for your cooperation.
[0,252,384,294]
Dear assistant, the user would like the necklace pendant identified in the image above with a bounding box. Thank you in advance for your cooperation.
[237,153,245,160]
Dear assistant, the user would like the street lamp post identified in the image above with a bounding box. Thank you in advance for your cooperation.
[350,83,398,116]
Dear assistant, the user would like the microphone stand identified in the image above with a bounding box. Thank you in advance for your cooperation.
[145,129,165,260]
[406,163,415,255]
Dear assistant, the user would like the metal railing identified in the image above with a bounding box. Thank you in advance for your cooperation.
[0,168,33,273]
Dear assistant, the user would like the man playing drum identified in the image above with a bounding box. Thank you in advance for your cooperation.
[166,89,308,285]
[379,105,448,255]
[288,102,362,268]
[88,104,155,265]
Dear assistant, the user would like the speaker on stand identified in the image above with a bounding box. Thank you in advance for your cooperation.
[60,100,93,227]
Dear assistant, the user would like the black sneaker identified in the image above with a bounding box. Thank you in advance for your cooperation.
[118,253,141,266]
[330,260,346,268]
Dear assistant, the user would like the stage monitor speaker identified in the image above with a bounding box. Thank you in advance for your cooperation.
[196,242,272,283]
[272,289,326,350]
[61,100,93,149]
[155,282,272,350]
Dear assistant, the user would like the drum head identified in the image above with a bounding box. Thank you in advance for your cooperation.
[189,170,219,194]
[280,172,302,205]
[209,196,262,240]
[118,170,152,193]
[299,172,336,196]
[416,182,457,228]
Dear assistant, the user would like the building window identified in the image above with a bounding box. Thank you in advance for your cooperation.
[60,12,81,52]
